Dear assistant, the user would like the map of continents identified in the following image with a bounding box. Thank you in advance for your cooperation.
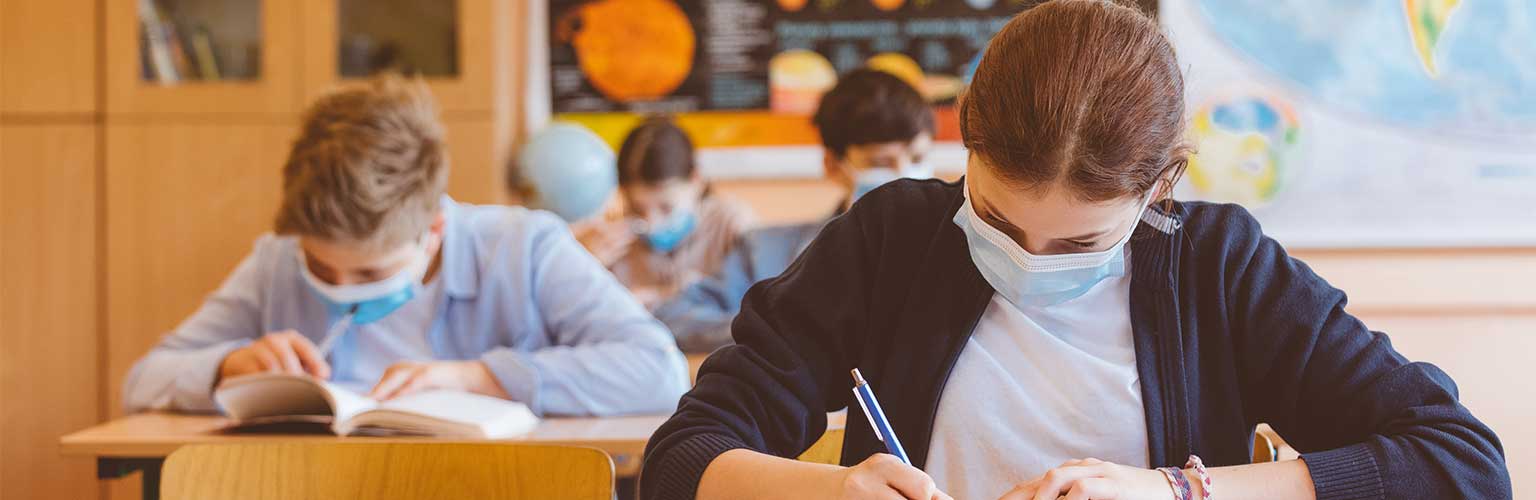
[1193,0,1536,140]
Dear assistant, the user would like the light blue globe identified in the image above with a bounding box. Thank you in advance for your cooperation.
[516,123,617,222]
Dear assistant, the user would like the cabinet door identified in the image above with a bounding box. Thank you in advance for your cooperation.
[302,0,504,114]
[104,122,293,417]
[1,0,98,113]
[443,116,504,204]
[1,124,101,500]
[104,0,301,115]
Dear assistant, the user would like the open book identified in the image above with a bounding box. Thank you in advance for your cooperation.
[213,373,539,439]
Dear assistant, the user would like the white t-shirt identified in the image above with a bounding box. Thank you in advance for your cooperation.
[924,273,1149,499]
[331,275,446,392]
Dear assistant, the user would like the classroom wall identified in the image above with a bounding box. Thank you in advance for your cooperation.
[0,0,105,499]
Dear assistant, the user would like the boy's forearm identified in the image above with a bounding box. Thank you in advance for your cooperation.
[122,340,247,413]
[479,341,688,416]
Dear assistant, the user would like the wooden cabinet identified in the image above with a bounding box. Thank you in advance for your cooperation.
[443,117,504,204]
[301,0,507,114]
[104,0,302,115]
[1,0,98,113]
[103,122,293,416]
[0,124,101,500]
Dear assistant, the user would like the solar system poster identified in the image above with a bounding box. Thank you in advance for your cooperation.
[545,0,1096,174]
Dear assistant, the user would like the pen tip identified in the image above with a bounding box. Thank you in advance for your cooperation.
[850,368,866,385]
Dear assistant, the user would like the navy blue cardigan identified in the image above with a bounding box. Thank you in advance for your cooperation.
[641,179,1510,499]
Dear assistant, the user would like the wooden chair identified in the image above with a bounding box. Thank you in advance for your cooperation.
[160,442,613,500]
[797,428,845,465]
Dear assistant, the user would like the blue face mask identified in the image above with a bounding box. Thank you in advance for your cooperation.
[953,183,1149,308]
[299,243,430,325]
[852,163,936,201]
[643,210,697,253]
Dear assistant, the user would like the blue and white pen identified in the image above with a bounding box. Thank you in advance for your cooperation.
[851,368,910,464]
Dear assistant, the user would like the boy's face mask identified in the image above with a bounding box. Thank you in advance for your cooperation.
[851,163,936,201]
[299,236,434,325]
[833,133,935,202]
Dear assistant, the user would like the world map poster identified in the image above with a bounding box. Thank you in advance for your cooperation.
[1163,0,1536,247]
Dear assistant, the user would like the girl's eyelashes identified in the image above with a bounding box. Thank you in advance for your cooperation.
[1067,240,1098,249]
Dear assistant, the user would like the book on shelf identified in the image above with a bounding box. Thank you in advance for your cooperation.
[189,25,221,81]
[137,0,179,83]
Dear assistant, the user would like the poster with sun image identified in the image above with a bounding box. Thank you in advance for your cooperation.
[546,0,1093,162]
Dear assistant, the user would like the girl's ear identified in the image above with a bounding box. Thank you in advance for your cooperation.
[1152,159,1186,210]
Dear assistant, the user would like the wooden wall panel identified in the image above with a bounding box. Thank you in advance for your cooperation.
[1290,249,1536,313]
[104,122,293,419]
[713,178,846,226]
[0,124,100,500]
[0,0,97,114]
[444,117,501,205]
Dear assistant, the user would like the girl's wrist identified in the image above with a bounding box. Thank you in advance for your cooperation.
[1157,454,1213,500]
[1182,468,1206,499]
[1184,454,1212,500]
[1157,466,1193,500]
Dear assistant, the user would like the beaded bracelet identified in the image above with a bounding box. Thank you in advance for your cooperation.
[1157,466,1193,500]
[1185,455,1213,500]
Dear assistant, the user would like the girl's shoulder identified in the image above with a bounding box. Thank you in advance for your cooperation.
[1167,200,1270,253]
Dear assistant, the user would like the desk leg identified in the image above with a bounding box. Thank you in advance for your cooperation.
[97,457,165,500]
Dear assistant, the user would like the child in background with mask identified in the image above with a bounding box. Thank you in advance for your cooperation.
[576,116,755,310]
[653,69,935,353]
[122,76,689,417]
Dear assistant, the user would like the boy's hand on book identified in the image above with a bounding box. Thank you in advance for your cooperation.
[368,360,510,401]
[217,330,332,383]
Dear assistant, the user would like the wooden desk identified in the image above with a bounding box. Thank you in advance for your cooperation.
[62,411,849,500]
[61,412,666,500]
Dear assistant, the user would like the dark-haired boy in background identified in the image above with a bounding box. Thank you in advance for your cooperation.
[655,68,936,352]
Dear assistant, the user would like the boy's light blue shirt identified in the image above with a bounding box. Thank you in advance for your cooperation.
[123,197,690,417]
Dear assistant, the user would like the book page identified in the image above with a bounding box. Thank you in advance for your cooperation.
[213,373,334,421]
[356,391,539,438]
[317,381,379,425]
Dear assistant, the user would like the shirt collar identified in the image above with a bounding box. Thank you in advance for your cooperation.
[437,195,480,300]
